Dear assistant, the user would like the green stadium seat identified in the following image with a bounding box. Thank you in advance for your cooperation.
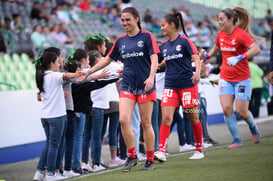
[3,54,12,64]
[12,53,21,63]
[21,53,31,63]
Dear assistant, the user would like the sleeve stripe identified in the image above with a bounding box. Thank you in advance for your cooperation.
[107,33,127,57]
[142,30,160,54]
[179,35,198,54]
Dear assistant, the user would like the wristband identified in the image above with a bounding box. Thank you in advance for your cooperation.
[204,52,210,59]
[240,53,248,60]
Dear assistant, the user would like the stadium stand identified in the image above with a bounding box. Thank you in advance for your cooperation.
[0,0,272,92]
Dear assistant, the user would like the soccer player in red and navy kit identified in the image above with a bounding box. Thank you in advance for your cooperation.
[82,7,159,171]
[200,7,261,148]
[154,12,204,161]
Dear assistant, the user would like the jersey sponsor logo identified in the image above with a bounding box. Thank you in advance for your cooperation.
[137,40,144,47]
[182,92,191,106]
[121,51,144,59]
[220,47,236,52]
[164,53,183,61]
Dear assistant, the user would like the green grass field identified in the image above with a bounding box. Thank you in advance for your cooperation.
[74,136,273,181]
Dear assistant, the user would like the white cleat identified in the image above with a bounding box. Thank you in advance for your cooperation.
[189,151,204,160]
[154,151,166,162]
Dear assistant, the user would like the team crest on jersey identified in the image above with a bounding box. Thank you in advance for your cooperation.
[137,41,144,47]
[176,45,181,51]
[231,39,236,45]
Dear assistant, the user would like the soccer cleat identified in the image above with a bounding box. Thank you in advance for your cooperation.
[228,139,243,148]
[122,157,139,172]
[250,124,262,144]
[179,144,196,152]
[33,170,44,181]
[82,162,93,172]
[143,160,155,170]
[154,151,166,162]
[63,170,81,178]
[228,143,243,148]
[189,151,204,160]
[137,152,147,161]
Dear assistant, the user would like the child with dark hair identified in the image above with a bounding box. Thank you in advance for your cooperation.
[33,51,81,181]
[61,48,118,175]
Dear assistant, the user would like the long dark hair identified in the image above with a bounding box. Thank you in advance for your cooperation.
[164,13,188,37]
[35,52,58,93]
[122,7,141,30]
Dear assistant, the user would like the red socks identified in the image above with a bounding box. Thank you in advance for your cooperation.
[146,150,154,162]
[127,147,136,158]
[159,124,171,153]
[192,122,203,153]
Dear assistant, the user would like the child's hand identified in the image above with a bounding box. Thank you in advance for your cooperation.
[212,79,219,85]
[75,71,81,77]
[98,69,111,79]
[117,68,123,78]
[77,70,89,82]
[64,91,69,98]
[37,93,41,102]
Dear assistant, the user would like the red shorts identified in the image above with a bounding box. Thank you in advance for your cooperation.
[161,85,199,108]
[120,90,157,103]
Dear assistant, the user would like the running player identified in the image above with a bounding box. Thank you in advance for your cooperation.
[200,7,261,148]
[80,7,159,171]
[154,12,204,162]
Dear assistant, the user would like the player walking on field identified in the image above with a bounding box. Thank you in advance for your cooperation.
[154,12,204,162]
[200,7,261,148]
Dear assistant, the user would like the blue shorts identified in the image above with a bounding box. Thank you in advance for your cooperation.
[219,78,252,101]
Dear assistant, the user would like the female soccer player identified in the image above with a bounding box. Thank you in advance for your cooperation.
[81,7,159,171]
[200,7,261,148]
[154,12,204,161]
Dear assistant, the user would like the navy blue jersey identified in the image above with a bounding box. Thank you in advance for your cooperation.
[108,30,160,95]
[159,35,198,89]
